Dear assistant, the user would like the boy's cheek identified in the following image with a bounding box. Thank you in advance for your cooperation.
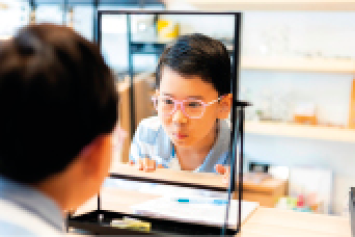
[160,118,172,134]
[161,116,172,126]
[158,113,169,124]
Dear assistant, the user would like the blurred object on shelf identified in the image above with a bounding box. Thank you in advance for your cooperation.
[244,172,272,184]
[249,161,270,173]
[275,195,322,213]
[132,15,157,42]
[269,165,289,180]
[247,162,289,184]
[289,166,332,214]
[157,18,179,42]
[242,160,289,207]
[271,91,293,122]
[258,26,290,57]
[247,87,293,122]
[68,7,74,28]
[241,86,260,121]
[0,2,8,9]
[275,197,291,210]
[293,192,323,213]
[293,102,317,125]
[258,89,273,121]
[294,114,317,125]
[246,161,271,184]
[348,78,355,129]
[30,8,35,24]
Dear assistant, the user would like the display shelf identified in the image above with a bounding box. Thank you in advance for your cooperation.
[245,121,355,143]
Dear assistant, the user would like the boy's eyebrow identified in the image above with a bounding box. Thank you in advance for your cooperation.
[162,93,204,100]
[187,96,204,100]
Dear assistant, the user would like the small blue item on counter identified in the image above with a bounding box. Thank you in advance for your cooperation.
[175,198,228,205]
[292,206,312,212]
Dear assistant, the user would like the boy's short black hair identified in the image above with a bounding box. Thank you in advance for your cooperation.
[0,24,118,184]
[156,33,231,95]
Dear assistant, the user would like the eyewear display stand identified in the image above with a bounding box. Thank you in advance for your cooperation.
[68,10,249,236]
[350,187,355,237]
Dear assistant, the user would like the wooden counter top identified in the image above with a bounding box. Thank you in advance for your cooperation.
[74,187,160,216]
[237,207,351,237]
[74,188,350,237]
[110,163,286,194]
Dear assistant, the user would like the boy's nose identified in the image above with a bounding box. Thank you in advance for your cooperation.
[172,106,188,124]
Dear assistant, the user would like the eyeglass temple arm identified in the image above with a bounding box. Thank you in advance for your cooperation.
[206,97,224,106]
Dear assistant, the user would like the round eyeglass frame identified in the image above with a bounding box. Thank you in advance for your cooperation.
[151,95,224,119]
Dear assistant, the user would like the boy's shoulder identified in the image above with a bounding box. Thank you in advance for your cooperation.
[137,116,162,132]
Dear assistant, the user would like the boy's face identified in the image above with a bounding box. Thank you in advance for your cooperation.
[158,66,223,148]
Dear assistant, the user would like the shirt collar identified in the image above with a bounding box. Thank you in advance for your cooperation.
[0,176,64,232]
[199,119,231,172]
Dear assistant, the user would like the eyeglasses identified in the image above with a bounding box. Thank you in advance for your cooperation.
[152,95,224,119]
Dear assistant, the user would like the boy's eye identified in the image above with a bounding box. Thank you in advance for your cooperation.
[187,101,202,108]
[162,98,174,105]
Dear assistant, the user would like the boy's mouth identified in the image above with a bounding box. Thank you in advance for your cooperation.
[172,132,188,140]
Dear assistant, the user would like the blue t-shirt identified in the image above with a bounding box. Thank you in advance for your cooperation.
[129,116,231,173]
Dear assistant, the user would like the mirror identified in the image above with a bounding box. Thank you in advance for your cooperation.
[98,11,245,233]
[100,12,236,174]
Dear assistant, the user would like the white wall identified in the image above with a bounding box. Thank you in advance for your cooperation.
[242,11,355,59]
[240,70,353,126]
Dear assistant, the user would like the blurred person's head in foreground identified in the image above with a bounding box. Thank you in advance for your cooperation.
[0,24,119,234]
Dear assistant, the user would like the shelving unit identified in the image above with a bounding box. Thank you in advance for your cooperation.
[129,45,355,74]
[245,121,355,143]
[241,57,355,74]
[130,41,166,55]
[130,40,234,55]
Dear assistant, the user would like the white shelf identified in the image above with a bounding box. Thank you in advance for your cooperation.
[245,121,355,143]
[175,0,355,11]
[240,57,355,74]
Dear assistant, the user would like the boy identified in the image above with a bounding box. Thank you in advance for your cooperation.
[0,24,120,235]
[129,33,232,181]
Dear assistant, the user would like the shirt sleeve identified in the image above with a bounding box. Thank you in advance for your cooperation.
[129,125,143,164]
[129,117,167,165]
[129,119,157,163]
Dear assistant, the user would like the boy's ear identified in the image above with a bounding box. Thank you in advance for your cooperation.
[217,93,232,119]
[79,135,110,178]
